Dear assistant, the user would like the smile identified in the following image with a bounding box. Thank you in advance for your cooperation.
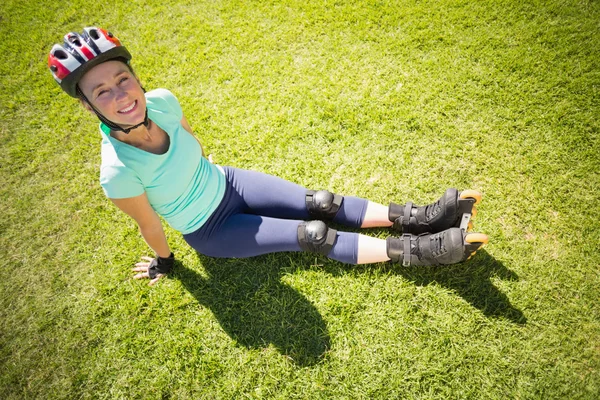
[117,100,137,114]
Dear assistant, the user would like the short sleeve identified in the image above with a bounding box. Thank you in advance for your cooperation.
[100,164,145,199]
[150,88,183,120]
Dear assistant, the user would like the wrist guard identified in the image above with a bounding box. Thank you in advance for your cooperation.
[148,252,175,279]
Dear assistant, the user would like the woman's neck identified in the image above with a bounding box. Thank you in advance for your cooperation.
[109,119,170,155]
[110,119,154,143]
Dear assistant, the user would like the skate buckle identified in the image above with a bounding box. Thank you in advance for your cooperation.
[402,234,411,267]
[459,213,471,231]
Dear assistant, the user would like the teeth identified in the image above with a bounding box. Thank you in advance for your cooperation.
[119,101,136,113]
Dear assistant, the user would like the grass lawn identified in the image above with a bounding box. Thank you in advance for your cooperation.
[1,0,599,398]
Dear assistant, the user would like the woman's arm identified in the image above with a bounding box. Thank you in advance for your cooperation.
[110,193,172,258]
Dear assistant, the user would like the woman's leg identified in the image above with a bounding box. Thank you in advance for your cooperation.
[184,167,483,266]
[183,167,392,264]
[224,166,382,229]
[357,235,391,264]
[361,202,394,228]
[184,213,365,264]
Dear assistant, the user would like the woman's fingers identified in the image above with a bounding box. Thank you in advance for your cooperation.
[133,272,149,279]
[148,274,164,286]
[134,256,154,270]
[132,256,164,285]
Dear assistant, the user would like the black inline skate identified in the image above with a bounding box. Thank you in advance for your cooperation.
[386,228,488,266]
[389,188,481,234]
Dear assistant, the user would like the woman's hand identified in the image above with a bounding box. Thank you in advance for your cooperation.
[133,256,165,286]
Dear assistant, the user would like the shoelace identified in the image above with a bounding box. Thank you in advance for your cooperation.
[424,199,442,221]
[415,231,447,259]
[431,232,446,257]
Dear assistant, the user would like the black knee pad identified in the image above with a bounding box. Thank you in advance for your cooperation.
[297,220,338,256]
[306,190,343,220]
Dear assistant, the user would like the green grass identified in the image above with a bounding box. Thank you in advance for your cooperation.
[1,0,599,398]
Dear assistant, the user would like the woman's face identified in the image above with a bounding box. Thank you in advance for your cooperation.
[78,60,146,128]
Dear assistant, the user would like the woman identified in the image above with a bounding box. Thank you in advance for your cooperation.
[48,27,488,285]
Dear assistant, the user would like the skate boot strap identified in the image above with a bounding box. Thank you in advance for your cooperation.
[388,202,418,233]
[386,234,427,266]
[397,234,440,267]
[402,202,413,232]
[403,234,411,266]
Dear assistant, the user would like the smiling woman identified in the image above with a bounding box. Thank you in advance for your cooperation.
[77,61,174,155]
[79,62,148,130]
[48,26,488,285]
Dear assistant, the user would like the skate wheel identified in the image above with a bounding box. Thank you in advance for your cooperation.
[467,221,474,232]
[465,233,488,246]
[464,233,487,261]
[460,190,482,205]
[472,206,478,218]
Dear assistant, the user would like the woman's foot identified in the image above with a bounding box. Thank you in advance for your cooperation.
[389,188,481,234]
[386,227,488,266]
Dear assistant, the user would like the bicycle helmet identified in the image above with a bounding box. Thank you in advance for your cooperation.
[48,27,132,98]
[49,27,148,133]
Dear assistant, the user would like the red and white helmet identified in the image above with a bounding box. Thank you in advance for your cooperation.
[48,27,131,98]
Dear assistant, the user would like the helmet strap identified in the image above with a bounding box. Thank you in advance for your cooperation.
[76,86,149,134]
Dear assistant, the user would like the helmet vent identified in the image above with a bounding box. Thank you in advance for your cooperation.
[54,49,68,60]
[89,29,100,40]
[69,37,82,47]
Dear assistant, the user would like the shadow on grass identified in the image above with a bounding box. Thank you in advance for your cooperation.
[174,255,330,367]
[356,249,527,324]
[173,246,524,367]
[319,225,527,324]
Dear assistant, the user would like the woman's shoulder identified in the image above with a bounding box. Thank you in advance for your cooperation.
[99,146,142,193]
[99,157,144,198]
[146,88,177,101]
[99,136,133,172]
[100,143,127,172]
[145,88,183,119]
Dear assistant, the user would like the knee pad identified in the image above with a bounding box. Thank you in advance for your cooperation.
[306,190,343,220]
[297,220,338,256]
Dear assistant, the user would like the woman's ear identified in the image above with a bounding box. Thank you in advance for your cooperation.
[135,77,146,93]
[79,98,95,115]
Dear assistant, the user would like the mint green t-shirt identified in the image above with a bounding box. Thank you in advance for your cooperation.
[99,88,226,234]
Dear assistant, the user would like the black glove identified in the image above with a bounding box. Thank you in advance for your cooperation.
[148,252,175,279]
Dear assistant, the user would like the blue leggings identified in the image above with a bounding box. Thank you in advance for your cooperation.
[183,167,369,264]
